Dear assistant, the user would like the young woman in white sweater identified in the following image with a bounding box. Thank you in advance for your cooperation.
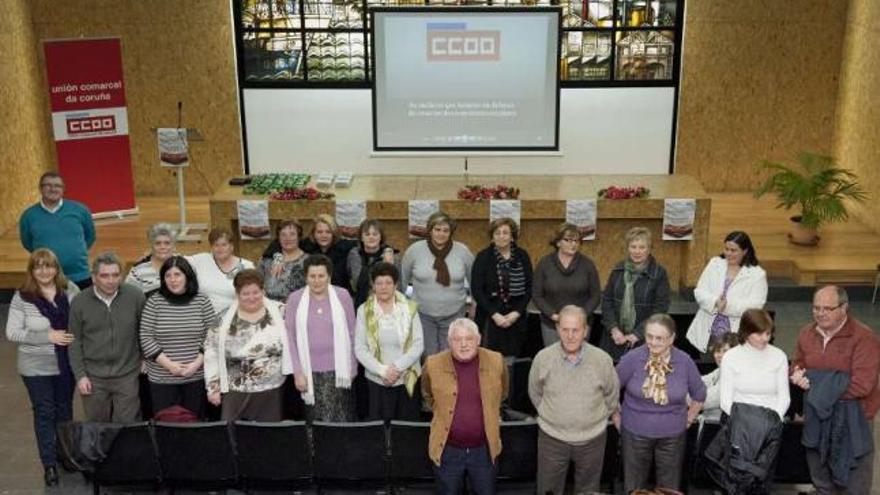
[719,309,790,421]
[687,231,768,353]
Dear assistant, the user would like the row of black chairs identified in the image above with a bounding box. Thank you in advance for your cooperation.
[88,415,810,494]
[90,419,541,494]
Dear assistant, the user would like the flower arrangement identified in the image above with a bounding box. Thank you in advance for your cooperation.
[597,185,650,200]
[270,187,335,201]
[457,184,520,202]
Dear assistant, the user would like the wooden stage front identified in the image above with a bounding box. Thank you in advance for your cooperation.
[0,190,877,290]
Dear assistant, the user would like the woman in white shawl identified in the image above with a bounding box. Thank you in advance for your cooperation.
[355,262,424,421]
[285,255,358,422]
[204,269,292,421]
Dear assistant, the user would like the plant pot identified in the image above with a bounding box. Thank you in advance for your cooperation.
[788,216,819,246]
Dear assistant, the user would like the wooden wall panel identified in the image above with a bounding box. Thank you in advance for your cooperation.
[0,0,53,235]
[834,0,880,234]
[29,0,244,196]
[675,0,848,192]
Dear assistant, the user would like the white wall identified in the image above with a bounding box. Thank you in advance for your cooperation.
[243,87,675,175]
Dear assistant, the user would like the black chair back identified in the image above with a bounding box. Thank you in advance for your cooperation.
[497,420,538,480]
[154,420,237,489]
[509,358,536,415]
[389,421,433,480]
[92,422,160,491]
[312,420,388,487]
[234,420,312,490]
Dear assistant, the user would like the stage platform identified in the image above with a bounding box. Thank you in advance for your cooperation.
[708,193,880,286]
[0,190,877,289]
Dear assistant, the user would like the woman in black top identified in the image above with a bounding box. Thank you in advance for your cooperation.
[471,217,533,359]
[299,214,357,292]
[347,219,400,308]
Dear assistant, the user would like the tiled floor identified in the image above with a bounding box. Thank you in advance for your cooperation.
[1,297,879,494]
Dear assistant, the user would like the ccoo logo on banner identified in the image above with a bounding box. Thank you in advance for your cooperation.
[52,108,129,141]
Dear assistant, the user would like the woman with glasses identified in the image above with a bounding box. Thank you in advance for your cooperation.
[614,314,705,493]
[532,222,601,347]
[125,223,178,297]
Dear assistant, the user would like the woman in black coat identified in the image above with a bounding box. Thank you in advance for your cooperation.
[471,218,533,359]
[600,226,670,360]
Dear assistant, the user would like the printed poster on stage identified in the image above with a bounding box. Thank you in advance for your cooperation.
[336,200,367,239]
[489,200,521,227]
[663,199,696,241]
[237,200,271,240]
[408,200,439,239]
[566,199,597,240]
[44,38,135,214]
[157,128,189,167]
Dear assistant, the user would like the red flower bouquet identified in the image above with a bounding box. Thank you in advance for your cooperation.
[597,185,650,200]
[270,187,335,201]
[457,184,521,202]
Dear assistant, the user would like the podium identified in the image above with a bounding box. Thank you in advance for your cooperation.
[153,127,207,242]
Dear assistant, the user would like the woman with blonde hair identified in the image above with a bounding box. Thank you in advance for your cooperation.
[600,227,670,360]
[301,213,357,291]
[5,249,79,486]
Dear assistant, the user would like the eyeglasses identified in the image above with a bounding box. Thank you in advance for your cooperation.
[812,304,843,314]
[40,183,64,189]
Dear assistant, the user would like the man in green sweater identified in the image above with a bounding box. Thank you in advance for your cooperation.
[69,252,145,422]
[19,172,96,288]
[528,305,619,495]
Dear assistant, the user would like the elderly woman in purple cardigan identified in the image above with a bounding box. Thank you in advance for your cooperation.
[613,313,706,494]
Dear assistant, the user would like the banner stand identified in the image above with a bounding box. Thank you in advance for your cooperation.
[152,127,207,243]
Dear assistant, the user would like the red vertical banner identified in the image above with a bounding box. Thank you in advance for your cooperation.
[43,38,136,215]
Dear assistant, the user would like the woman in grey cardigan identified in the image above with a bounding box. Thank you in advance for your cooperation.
[600,227,670,361]
[400,211,474,357]
[5,249,78,486]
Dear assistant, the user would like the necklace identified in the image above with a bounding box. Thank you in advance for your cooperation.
[316,307,324,315]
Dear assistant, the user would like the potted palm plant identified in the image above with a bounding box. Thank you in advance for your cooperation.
[754,152,867,246]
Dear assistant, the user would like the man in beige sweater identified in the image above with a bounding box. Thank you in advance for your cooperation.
[528,305,619,495]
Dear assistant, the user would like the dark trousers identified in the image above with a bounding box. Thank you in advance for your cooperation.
[221,387,283,422]
[537,428,606,495]
[82,371,141,423]
[22,374,75,468]
[806,439,875,494]
[149,380,206,418]
[621,427,686,493]
[366,380,420,422]
[435,444,496,495]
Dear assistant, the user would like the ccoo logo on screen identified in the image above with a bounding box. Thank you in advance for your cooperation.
[426,22,500,61]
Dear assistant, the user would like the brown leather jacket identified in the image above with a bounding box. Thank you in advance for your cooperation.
[421,348,509,466]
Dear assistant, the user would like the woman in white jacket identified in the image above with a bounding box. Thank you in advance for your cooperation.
[687,231,767,353]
